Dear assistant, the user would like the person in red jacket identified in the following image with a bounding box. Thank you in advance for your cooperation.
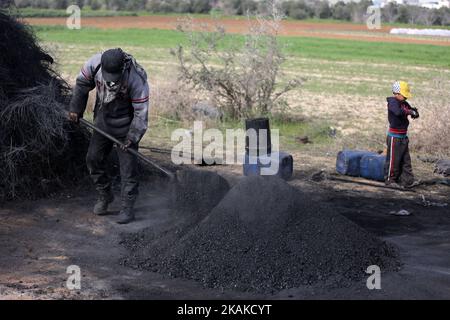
[385,81,419,188]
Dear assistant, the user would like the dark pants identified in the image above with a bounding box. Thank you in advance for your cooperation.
[384,136,414,186]
[86,132,139,207]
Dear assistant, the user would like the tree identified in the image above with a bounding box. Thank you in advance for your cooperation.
[191,0,212,14]
[223,0,258,15]
[0,0,14,8]
[105,0,126,11]
[32,0,51,9]
[90,0,102,10]
[172,2,302,120]
[332,1,351,21]
[50,0,69,10]
[174,0,192,13]
[437,7,450,26]
[146,0,176,13]
[349,0,372,23]
[280,0,314,20]
[313,1,332,19]
[407,5,423,25]
[397,5,410,24]
[125,0,146,11]
[382,3,399,23]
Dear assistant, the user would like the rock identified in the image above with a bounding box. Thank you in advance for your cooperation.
[191,102,223,120]
[296,136,312,144]
[389,209,411,216]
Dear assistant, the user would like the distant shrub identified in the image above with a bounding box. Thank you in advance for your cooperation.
[411,76,450,157]
[172,2,303,120]
[7,0,450,27]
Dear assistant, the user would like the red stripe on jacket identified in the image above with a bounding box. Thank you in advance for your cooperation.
[81,68,90,80]
[390,137,395,179]
[132,96,149,103]
[389,128,408,134]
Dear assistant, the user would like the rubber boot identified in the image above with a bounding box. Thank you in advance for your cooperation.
[93,190,115,216]
[117,206,135,224]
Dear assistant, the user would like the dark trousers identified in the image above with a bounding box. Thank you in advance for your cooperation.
[384,136,414,186]
[86,132,139,207]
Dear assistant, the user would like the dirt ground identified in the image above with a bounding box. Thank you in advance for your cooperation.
[26,16,450,46]
[0,152,449,300]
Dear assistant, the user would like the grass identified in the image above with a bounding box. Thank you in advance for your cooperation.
[31,24,448,155]
[273,120,334,148]
[34,25,448,102]
[15,7,138,18]
[297,18,450,30]
[34,26,186,48]
[139,114,332,151]
[16,8,450,30]
[15,7,222,18]
[283,36,450,68]
[34,26,450,68]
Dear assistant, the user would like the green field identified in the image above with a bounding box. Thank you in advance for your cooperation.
[35,25,450,98]
[33,25,450,154]
[15,7,450,30]
[35,26,450,68]
[12,7,138,17]
[15,7,219,18]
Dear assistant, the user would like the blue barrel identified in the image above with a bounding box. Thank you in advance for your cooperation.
[360,154,386,182]
[244,151,293,180]
[336,150,376,177]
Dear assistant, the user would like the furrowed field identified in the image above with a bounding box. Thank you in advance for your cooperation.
[32,18,450,175]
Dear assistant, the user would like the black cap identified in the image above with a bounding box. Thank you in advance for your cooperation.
[101,48,125,82]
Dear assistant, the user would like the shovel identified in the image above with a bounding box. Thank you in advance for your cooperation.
[78,117,175,181]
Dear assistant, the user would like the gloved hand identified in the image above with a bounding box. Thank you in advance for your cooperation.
[68,112,79,124]
[120,140,133,152]
[410,107,420,119]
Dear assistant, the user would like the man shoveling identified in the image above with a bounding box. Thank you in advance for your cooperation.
[69,48,149,224]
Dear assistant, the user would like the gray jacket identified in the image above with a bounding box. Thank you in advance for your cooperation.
[70,52,150,144]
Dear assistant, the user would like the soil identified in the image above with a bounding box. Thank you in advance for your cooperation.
[25,16,450,46]
[0,154,449,300]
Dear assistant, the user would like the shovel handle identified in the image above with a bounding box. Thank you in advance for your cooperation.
[78,117,175,181]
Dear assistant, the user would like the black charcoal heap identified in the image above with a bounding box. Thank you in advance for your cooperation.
[122,176,400,293]
[0,12,89,200]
